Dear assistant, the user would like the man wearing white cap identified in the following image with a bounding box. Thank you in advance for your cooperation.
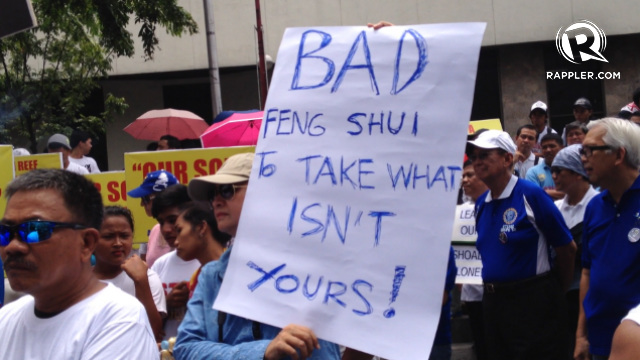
[176,152,374,360]
[467,130,576,360]
[529,100,557,154]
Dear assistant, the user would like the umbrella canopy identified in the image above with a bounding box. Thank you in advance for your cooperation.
[200,111,263,148]
[124,108,210,141]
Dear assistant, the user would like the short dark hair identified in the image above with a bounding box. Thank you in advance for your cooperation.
[5,169,103,229]
[179,202,231,246]
[160,134,180,149]
[516,124,537,137]
[540,133,563,147]
[104,206,134,233]
[70,130,91,149]
[565,121,588,134]
[151,184,191,219]
[633,87,640,107]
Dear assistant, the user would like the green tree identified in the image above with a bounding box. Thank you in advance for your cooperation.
[0,0,198,153]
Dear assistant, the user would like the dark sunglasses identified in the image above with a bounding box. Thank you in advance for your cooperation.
[579,145,612,157]
[469,149,503,162]
[550,167,565,175]
[208,183,247,201]
[0,220,87,246]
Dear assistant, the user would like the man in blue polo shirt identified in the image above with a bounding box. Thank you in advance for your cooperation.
[526,133,565,200]
[467,130,576,360]
[574,117,640,360]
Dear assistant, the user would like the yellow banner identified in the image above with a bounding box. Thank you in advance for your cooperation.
[468,118,503,135]
[0,146,15,218]
[124,147,254,243]
[14,153,63,176]
[85,171,127,208]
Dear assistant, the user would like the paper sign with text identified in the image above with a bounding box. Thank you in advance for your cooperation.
[14,153,62,177]
[124,147,254,243]
[214,24,486,359]
[86,171,127,208]
[0,146,15,218]
[451,203,483,284]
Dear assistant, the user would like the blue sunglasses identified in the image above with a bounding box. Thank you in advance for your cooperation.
[0,221,87,246]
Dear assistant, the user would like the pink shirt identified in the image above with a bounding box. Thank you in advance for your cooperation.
[145,224,171,267]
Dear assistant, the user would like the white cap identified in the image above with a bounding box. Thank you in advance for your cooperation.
[530,101,548,114]
[467,130,517,155]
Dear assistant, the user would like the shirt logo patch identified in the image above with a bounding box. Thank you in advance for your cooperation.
[503,208,518,225]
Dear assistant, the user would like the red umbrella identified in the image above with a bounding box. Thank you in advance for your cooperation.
[124,108,210,140]
[200,111,263,148]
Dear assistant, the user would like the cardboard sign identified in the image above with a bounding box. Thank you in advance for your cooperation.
[0,146,15,218]
[214,24,485,359]
[123,147,254,243]
[85,171,127,208]
[13,153,63,177]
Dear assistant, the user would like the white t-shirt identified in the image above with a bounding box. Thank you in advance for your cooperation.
[66,160,90,175]
[554,186,599,228]
[151,250,200,339]
[69,156,101,173]
[514,152,538,179]
[100,269,167,314]
[0,283,158,360]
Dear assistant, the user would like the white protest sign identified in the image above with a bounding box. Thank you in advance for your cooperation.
[214,24,485,360]
[451,203,483,285]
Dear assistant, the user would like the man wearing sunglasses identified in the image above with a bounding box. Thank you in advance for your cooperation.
[128,170,179,266]
[574,118,640,360]
[0,169,158,359]
[467,130,576,360]
[175,152,353,360]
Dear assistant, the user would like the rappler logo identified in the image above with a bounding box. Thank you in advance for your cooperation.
[555,20,607,64]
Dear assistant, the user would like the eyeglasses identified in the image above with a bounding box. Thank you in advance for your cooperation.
[141,194,156,205]
[208,183,247,201]
[0,220,87,246]
[550,167,566,175]
[579,145,613,157]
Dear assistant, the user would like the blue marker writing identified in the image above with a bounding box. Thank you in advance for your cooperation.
[383,265,407,318]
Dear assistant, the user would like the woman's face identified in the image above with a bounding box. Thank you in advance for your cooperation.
[95,215,133,267]
[174,214,202,262]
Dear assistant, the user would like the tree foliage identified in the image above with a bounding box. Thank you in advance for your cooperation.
[0,0,198,152]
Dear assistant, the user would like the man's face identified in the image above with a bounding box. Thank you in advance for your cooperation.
[573,106,592,123]
[541,140,562,165]
[566,128,586,146]
[157,140,170,150]
[80,139,92,155]
[551,167,575,193]
[471,148,510,184]
[156,206,181,248]
[0,189,91,297]
[581,126,615,186]
[461,165,488,201]
[212,182,248,237]
[529,110,547,131]
[515,128,537,154]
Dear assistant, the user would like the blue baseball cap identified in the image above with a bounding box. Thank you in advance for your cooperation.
[128,170,179,198]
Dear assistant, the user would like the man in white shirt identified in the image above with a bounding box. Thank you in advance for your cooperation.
[69,130,101,173]
[513,124,540,179]
[529,100,557,155]
[47,133,89,175]
[0,169,158,359]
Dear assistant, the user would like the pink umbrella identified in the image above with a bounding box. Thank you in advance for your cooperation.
[124,108,210,140]
[200,111,263,148]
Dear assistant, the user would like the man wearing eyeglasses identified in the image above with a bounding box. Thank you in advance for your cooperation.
[467,130,576,360]
[175,152,374,360]
[0,169,158,359]
[574,118,640,360]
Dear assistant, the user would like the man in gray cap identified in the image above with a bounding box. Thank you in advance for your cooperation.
[467,130,576,360]
[562,98,594,145]
[47,134,88,175]
[551,144,599,356]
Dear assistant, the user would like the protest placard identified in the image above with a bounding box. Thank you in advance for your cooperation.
[86,171,127,207]
[124,147,254,243]
[451,203,483,285]
[13,153,63,177]
[214,23,486,359]
[0,146,15,217]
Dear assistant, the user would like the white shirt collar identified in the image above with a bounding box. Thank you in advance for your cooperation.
[485,175,519,202]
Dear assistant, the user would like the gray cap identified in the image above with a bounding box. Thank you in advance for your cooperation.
[47,134,71,150]
[188,152,254,201]
[551,144,587,178]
